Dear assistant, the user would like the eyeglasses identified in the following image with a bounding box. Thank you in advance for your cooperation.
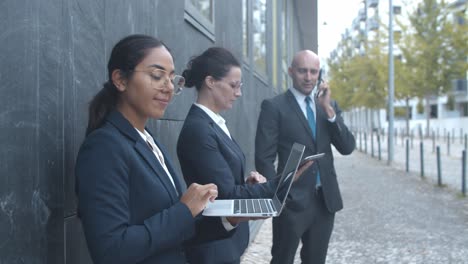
[132,68,185,95]
[220,80,243,91]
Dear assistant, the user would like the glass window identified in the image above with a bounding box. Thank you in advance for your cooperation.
[271,0,278,89]
[189,0,213,21]
[185,0,215,40]
[243,0,249,60]
[282,0,289,90]
[252,0,267,76]
[461,102,468,116]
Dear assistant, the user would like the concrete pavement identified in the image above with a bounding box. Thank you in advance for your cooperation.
[241,151,468,263]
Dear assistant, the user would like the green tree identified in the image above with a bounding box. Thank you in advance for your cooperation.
[352,39,387,110]
[393,23,421,136]
[328,27,388,130]
[327,34,356,111]
[399,0,468,136]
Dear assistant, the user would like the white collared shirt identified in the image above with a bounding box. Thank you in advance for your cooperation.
[135,128,177,190]
[194,103,232,139]
[136,126,235,230]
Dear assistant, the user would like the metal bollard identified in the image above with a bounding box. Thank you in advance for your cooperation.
[437,146,442,186]
[462,150,466,196]
[420,142,424,178]
[447,135,451,156]
[364,132,367,154]
[406,139,409,173]
[359,131,362,152]
[378,134,381,161]
[371,132,374,158]
[355,131,358,150]
[464,134,467,151]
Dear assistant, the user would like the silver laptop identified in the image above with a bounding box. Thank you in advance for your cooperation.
[202,143,305,217]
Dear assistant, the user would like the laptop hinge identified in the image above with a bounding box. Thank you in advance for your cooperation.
[272,195,283,213]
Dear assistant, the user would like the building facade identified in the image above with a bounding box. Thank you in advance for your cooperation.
[0,0,317,263]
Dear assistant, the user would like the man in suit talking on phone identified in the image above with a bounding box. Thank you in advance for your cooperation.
[255,50,355,264]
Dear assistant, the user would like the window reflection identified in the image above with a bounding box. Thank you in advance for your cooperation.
[243,0,249,59]
[189,0,213,22]
[282,0,289,89]
[253,0,267,76]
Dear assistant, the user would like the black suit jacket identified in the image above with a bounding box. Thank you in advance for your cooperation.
[75,110,232,264]
[177,105,276,263]
[255,90,355,213]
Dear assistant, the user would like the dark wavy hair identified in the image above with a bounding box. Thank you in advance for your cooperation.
[182,47,240,91]
[86,34,168,136]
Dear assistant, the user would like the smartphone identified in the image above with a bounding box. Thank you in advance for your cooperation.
[300,153,325,166]
[317,69,323,87]
[315,69,324,98]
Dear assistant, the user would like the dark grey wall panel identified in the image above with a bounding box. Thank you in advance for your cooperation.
[1,0,65,262]
[228,76,274,174]
[65,216,92,264]
[157,0,211,122]
[214,0,243,59]
[0,0,312,262]
[63,0,107,219]
[34,1,66,262]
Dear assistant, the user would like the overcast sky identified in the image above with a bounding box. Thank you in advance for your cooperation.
[317,0,362,60]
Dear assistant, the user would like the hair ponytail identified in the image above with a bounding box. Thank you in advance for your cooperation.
[182,47,240,91]
[85,81,118,136]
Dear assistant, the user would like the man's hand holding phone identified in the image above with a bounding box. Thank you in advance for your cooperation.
[294,153,325,181]
[299,153,325,166]
[314,69,335,118]
[315,69,324,98]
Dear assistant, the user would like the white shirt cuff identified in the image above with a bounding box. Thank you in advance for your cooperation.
[328,115,336,122]
[221,217,237,231]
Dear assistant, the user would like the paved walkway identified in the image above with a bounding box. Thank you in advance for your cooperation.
[241,151,468,263]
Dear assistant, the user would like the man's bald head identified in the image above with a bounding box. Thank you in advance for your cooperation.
[291,50,320,68]
[288,50,321,96]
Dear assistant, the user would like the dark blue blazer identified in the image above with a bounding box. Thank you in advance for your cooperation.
[75,110,232,264]
[177,105,276,264]
[255,90,356,213]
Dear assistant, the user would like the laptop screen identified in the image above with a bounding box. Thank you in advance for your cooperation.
[274,143,305,208]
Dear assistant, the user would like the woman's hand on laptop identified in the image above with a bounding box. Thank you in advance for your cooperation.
[180,183,218,217]
[246,171,267,184]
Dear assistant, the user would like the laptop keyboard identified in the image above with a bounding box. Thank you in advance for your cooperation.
[233,199,275,214]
